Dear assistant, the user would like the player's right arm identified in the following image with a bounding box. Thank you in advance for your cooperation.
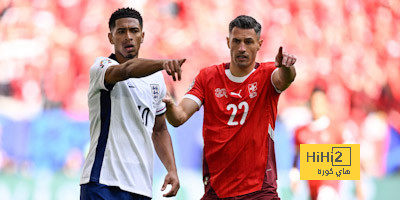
[163,68,205,127]
[105,58,186,84]
[272,47,296,91]
[163,97,199,127]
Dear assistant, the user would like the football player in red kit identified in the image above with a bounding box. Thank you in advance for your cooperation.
[163,15,296,199]
[291,88,342,200]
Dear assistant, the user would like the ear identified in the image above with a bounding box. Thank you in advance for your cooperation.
[258,39,263,51]
[226,37,230,49]
[108,32,114,45]
[141,32,145,43]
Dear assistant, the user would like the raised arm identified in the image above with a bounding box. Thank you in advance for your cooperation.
[163,97,199,127]
[272,47,296,91]
[152,114,179,197]
[105,58,186,84]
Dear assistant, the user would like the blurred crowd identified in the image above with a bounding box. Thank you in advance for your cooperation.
[0,0,399,199]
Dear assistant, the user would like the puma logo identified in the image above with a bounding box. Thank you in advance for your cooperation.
[230,90,242,98]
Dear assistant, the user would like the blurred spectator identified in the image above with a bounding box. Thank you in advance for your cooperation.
[291,88,343,200]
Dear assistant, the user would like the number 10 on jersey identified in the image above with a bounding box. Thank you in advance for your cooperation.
[226,101,249,125]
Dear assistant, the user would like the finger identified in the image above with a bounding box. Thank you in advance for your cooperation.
[164,61,172,75]
[278,46,283,56]
[161,178,168,191]
[168,61,177,81]
[178,58,186,65]
[291,56,297,66]
[275,46,283,67]
[162,97,173,105]
[163,189,174,197]
[282,54,288,66]
[163,182,179,197]
[174,60,182,81]
[287,54,296,66]
[286,57,293,67]
[172,72,176,81]
[162,92,171,102]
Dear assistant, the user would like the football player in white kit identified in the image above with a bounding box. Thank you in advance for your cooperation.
[80,8,185,200]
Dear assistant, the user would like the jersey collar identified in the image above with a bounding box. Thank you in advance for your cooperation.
[109,54,118,63]
[224,63,259,83]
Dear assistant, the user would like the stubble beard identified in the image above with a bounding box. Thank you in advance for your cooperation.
[125,53,136,59]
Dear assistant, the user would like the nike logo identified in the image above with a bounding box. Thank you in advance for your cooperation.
[128,85,135,88]
[230,90,242,98]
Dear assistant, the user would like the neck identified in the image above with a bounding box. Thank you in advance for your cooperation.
[229,62,256,77]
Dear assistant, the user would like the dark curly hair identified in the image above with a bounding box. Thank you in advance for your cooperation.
[108,7,143,31]
[229,15,261,37]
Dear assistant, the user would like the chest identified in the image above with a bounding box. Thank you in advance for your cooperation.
[205,72,268,106]
[203,74,272,126]
[112,78,161,111]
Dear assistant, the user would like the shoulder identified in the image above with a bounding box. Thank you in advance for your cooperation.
[198,63,226,76]
[254,62,277,77]
[146,71,165,81]
[91,57,118,69]
[257,62,276,71]
[89,57,119,78]
[153,71,166,84]
[140,71,166,87]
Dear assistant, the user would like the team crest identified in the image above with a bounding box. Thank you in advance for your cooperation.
[248,82,257,98]
[215,88,227,98]
[150,84,160,101]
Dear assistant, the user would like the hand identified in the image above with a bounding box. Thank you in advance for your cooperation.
[161,171,180,197]
[275,47,296,68]
[162,92,175,108]
[289,168,300,192]
[163,59,186,81]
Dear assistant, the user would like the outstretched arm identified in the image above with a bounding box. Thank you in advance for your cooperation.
[105,58,186,84]
[162,96,199,127]
[272,47,296,91]
[152,114,179,197]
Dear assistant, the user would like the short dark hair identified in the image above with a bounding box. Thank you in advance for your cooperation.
[229,15,262,37]
[109,7,143,31]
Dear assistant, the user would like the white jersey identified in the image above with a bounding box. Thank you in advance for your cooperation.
[80,54,167,198]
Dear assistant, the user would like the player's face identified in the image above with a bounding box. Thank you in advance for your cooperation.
[311,91,329,119]
[108,18,144,63]
[227,27,262,69]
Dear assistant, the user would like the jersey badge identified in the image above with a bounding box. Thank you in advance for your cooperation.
[248,82,258,98]
[150,84,160,101]
[215,88,227,98]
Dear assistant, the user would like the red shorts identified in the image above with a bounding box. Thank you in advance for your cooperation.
[201,168,280,200]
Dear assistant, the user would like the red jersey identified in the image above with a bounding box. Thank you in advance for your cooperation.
[185,62,280,198]
[294,116,343,146]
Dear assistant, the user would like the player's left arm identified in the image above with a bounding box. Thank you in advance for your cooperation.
[152,114,179,197]
[272,46,297,91]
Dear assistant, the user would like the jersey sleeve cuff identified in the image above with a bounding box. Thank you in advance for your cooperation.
[156,106,167,116]
[271,68,283,94]
[183,94,202,108]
